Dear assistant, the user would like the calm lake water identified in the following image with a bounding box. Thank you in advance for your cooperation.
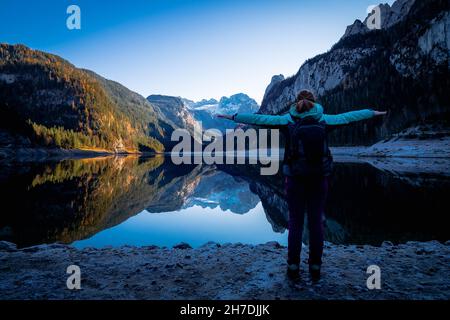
[0,155,449,248]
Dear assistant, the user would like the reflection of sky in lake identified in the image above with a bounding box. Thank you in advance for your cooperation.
[73,203,288,249]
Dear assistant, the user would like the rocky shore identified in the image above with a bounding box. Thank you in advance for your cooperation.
[1,240,449,300]
[332,137,450,159]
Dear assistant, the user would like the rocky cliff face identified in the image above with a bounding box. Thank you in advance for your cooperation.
[261,0,450,146]
[147,95,199,135]
[263,74,285,99]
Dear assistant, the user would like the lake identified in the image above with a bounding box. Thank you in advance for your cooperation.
[0,155,449,249]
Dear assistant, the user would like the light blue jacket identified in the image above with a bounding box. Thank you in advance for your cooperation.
[234,104,375,126]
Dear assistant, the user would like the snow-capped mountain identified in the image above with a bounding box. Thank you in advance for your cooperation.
[217,93,260,115]
[184,94,259,115]
[152,94,260,133]
[183,98,220,113]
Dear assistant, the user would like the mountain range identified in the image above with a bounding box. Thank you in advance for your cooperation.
[0,43,258,154]
[1,0,449,154]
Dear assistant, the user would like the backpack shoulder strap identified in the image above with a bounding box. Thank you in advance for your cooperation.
[318,120,330,155]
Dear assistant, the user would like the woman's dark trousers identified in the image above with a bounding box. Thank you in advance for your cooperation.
[285,175,328,266]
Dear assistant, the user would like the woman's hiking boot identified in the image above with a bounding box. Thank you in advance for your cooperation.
[309,264,321,282]
[286,264,300,280]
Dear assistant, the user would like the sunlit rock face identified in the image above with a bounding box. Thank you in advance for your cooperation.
[261,0,450,146]
[147,95,199,139]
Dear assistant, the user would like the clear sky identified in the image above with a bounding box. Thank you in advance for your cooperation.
[0,0,395,103]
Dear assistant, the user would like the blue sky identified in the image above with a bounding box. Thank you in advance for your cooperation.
[0,0,394,103]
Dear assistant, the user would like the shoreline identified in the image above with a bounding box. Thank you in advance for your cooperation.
[1,137,449,163]
[331,137,450,159]
[0,147,161,163]
[0,240,449,300]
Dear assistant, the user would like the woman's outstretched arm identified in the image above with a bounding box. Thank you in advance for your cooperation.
[322,109,387,125]
[217,113,292,126]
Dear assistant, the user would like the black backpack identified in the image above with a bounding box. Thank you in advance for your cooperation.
[283,117,333,177]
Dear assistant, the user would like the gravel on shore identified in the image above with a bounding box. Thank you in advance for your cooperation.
[1,240,449,300]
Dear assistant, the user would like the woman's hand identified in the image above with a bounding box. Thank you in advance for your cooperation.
[373,110,388,116]
[216,114,234,120]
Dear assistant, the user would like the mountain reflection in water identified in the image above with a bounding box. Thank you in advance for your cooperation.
[0,156,448,248]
